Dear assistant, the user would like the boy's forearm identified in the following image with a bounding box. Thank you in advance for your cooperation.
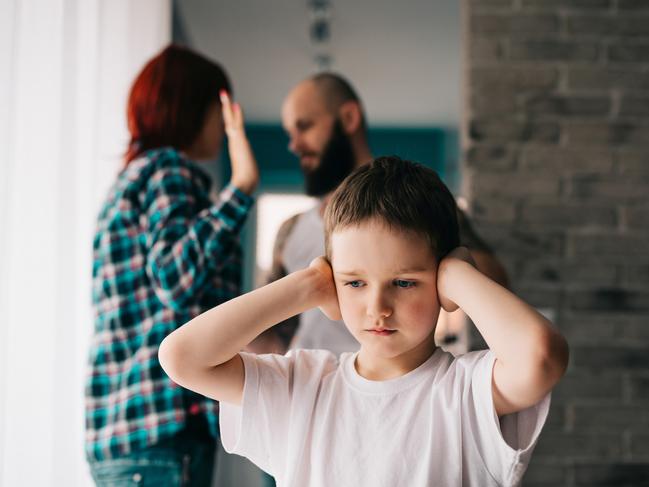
[160,268,322,369]
[438,260,566,370]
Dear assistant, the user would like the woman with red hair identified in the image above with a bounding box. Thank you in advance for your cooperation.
[85,45,259,486]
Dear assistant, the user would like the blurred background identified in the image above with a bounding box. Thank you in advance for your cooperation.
[1,0,648,486]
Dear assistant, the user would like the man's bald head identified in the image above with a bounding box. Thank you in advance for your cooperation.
[281,72,370,196]
[310,73,367,132]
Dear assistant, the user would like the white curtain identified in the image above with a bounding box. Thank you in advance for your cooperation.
[0,1,171,485]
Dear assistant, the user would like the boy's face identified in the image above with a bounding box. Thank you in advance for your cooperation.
[330,219,440,360]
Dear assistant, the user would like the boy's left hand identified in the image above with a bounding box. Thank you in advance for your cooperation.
[437,247,476,313]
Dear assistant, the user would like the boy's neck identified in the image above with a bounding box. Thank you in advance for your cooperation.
[354,337,438,381]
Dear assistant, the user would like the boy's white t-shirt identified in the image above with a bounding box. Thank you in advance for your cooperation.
[220,348,550,487]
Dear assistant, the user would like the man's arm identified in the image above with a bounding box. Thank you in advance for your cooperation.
[437,248,569,417]
[159,263,337,406]
[245,214,302,354]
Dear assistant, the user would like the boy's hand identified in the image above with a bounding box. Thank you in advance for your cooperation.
[220,91,259,195]
[437,247,476,313]
[308,257,343,321]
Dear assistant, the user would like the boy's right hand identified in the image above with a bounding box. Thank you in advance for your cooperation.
[308,257,343,321]
[220,91,259,195]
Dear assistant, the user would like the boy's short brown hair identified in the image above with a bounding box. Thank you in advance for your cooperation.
[324,156,459,260]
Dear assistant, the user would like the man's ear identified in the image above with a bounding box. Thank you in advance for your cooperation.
[338,101,362,135]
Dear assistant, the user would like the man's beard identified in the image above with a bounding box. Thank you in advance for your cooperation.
[303,120,356,197]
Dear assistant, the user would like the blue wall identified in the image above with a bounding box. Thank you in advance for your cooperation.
[221,124,454,189]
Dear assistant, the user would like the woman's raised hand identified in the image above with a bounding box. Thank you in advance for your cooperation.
[220,91,259,195]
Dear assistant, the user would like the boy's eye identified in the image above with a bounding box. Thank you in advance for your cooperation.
[394,279,416,288]
[345,280,364,288]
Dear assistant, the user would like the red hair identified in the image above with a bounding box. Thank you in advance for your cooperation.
[125,44,231,164]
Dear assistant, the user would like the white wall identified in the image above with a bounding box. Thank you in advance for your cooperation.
[0,1,171,485]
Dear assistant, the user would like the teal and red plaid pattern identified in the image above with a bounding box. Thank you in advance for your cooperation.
[85,148,253,460]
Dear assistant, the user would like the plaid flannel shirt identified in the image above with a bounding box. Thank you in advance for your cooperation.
[85,148,253,461]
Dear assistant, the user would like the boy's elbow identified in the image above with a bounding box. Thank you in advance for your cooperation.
[535,329,570,386]
[158,335,184,383]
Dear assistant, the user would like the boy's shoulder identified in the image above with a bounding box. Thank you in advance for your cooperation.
[287,348,342,372]
[242,348,495,394]
[446,349,493,372]
[277,348,493,380]
[432,348,495,388]
[451,349,492,366]
[242,348,341,378]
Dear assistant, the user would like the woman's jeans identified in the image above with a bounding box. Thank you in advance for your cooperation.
[89,426,216,486]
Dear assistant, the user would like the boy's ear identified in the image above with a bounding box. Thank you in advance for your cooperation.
[338,101,362,135]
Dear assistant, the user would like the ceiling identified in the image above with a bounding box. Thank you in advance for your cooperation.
[174,0,461,127]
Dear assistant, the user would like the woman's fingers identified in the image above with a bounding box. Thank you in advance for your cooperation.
[220,90,243,134]
[232,100,243,128]
[220,91,259,195]
[220,89,248,131]
[220,90,232,126]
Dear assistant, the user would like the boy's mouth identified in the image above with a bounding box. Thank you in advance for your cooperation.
[366,328,397,336]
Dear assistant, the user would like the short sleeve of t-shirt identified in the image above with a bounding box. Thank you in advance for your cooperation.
[219,349,338,478]
[460,350,551,485]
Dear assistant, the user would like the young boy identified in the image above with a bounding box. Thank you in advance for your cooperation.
[159,156,569,487]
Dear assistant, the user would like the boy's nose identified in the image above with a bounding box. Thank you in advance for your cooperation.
[366,293,393,320]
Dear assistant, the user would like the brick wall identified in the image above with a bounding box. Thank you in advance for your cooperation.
[463,0,649,485]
